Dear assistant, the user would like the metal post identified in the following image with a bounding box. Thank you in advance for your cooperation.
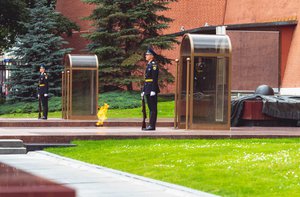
[61,71,65,119]
[67,70,70,119]
[186,57,191,130]
[174,59,179,129]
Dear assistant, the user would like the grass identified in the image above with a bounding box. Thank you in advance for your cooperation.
[46,138,300,197]
[0,101,174,118]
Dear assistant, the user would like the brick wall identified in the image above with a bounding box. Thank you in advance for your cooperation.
[225,0,300,90]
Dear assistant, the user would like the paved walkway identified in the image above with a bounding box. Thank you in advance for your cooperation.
[1,124,300,196]
[1,126,300,139]
[0,151,218,197]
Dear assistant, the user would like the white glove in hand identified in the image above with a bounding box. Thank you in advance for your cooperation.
[150,91,156,96]
[141,92,144,97]
[38,94,40,98]
[44,94,48,97]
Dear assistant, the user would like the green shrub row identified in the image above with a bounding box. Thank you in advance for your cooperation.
[0,97,61,115]
[0,91,174,114]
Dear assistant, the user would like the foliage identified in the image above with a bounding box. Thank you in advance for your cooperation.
[83,0,178,91]
[0,96,61,115]
[0,0,27,51]
[98,91,141,109]
[0,100,174,118]
[6,0,78,101]
[47,138,300,197]
[0,91,174,117]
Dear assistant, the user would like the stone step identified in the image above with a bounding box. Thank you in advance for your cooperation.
[0,139,24,147]
[0,147,27,154]
[0,118,173,127]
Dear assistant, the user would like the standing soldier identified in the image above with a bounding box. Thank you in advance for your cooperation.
[141,48,160,130]
[38,64,48,120]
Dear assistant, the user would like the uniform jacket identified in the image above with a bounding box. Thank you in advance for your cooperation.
[38,72,49,95]
[143,60,160,94]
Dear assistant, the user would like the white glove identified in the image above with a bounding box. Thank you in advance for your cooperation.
[141,92,144,97]
[44,94,48,97]
[37,94,40,98]
[150,91,156,96]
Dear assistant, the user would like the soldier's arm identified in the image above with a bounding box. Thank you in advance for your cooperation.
[44,73,49,94]
[151,63,159,92]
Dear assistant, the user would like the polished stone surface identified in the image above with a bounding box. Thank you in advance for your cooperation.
[0,162,75,197]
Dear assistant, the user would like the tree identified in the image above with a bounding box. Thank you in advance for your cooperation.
[0,0,27,51]
[6,0,77,101]
[83,0,178,91]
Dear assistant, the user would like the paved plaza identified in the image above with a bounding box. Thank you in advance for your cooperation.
[0,151,218,197]
[1,119,300,196]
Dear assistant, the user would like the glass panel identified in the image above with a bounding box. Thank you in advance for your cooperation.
[72,70,97,116]
[192,35,230,54]
[179,57,188,124]
[71,55,97,68]
[192,56,229,125]
[181,36,191,56]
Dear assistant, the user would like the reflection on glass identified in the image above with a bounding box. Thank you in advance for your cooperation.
[179,57,188,124]
[192,35,230,54]
[192,57,228,125]
[70,55,98,68]
[72,70,97,116]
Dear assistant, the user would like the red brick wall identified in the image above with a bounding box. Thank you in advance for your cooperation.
[56,0,94,31]
[224,0,300,89]
[56,0,95,54]
[163,0,226,34]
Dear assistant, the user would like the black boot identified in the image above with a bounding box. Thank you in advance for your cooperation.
[145,125,155,130]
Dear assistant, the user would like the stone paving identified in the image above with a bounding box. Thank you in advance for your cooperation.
[0,151,219,197]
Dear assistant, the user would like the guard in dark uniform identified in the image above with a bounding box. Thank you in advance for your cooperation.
[38,64,49,120]
[141,48,160,130]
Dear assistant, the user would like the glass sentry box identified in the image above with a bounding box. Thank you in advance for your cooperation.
[62,54,99,120]
[175,34,232,130]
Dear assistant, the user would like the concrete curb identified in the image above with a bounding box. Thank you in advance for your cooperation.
[36,151,219,197]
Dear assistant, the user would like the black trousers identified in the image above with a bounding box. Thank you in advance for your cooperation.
[146,94,157,128]
[41,95,48,118]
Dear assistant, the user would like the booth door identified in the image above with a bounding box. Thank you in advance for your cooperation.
[71,69,97,119]
[191,56,229,129]
[177,56,229,129]
[62,69,71,119]
[177,56,189,129]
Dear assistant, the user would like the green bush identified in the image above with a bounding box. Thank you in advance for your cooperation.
[98,91,141,109]
[0,96,62,115]
[0,91,174,114]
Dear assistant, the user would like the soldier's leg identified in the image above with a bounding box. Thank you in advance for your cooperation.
[44,96,48,118]
[147,94,157,128]
[41,95,48,119]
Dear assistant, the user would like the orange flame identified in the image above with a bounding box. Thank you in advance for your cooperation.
[96,103,109,126]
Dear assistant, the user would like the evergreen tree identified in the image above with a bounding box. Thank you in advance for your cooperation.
[0,0,27,51]
[83,0,178,91]
[7,0,75,101]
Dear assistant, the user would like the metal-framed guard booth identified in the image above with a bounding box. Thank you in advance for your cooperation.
[175,34,232,130]
[62,54,99,120]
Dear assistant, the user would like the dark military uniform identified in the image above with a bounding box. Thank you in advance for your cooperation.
[38,72,49,119]
[143,60,160,129]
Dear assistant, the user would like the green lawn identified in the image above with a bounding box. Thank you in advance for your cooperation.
[46,138,300,197]
[0,101,174,118]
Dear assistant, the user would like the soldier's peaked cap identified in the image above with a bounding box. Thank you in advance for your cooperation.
[40,64,46,69]
[145,47,157,56]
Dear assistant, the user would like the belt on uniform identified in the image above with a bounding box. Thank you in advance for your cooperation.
[39,84,45,87]
[145,79,153,82]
